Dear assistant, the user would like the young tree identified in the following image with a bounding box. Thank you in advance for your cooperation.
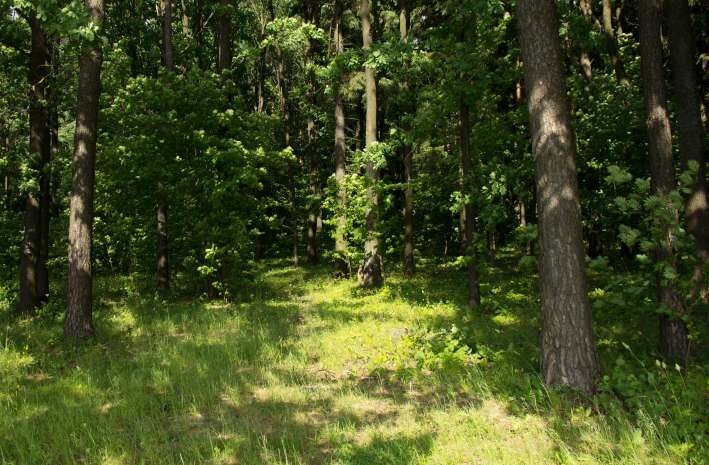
[459,102,480,309]
[19,13,50,314]
[65,0,104,337]
[517,0,600,393]
[400,0,415,277]
[357,0,383,288]
[638,0,689,361]
[157,0,173,291]
[332,0,349,277]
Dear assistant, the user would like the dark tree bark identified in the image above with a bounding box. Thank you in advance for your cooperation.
[357,0,383,288]
[157,0,173,290]
[459,103,481,309]
[639,0,689,362]
[65,0,104,338]
[400,0,415,277]
[518,0,600,393]
[332,0,349,277]
[216,0,232,72]
[161,0,174,70]
[666,0,709,269]
[20,14,51,314]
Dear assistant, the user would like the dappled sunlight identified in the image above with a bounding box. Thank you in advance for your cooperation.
[0,263,702,464]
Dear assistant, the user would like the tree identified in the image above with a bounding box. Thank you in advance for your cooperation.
[638,0,689,361]
[65,0,105,337]
[666,0,708,276]
[357,0,383,288]
[332,0,349,276]
[459,102,480,310]
[215,0,232,72]
[19,13,50,314]
[400,0,415,277]
[517,0,600,393]
[157,0,174,291]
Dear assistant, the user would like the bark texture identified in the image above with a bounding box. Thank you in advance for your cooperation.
[639,0,689,362]
[518,0,600,393]
[357,0,384,288]
[65,0,104,338]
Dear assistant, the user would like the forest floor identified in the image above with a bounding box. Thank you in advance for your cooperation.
[0,257,706,465]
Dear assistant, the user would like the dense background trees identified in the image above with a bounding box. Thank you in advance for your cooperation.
[1,0,707,392]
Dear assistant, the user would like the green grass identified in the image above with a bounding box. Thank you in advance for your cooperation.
[0,258,706,464]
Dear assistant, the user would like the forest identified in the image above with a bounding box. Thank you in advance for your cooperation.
[0,0,707,463]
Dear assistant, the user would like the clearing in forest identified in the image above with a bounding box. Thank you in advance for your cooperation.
[0,260,705,464]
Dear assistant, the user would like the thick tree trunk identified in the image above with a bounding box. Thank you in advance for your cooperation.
[639,0,689,362]
[65,0,104,338]
[666,0,709,269]
[306,5,321,266]
[400,0,415,277]
[459,103,480,309]
[357,0,383,288]
[21,15,51,314]
[518,0,600,393]
[216,0,232,72]
[332,0,349,277]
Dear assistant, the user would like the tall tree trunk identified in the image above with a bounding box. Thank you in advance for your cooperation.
[602,0,627,84]
[21,14,51,314]
[639,0,689,362]
[666,0,709,285]
[216,0,232,72]
[65,0,104,338]
[306,3,320,266]
[332,0,349,277]
[400,0,415,277]
[518,0,600,393]
[459,103,481,309]
[357,0,383,288]
[161,0,174,69]
[157,0,173,290]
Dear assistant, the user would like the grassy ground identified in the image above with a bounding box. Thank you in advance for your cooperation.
[0,258,706,464]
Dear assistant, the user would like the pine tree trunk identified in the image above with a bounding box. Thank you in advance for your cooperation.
[459,102,480,309]
[639,0,689,362]
[518,0,600,393]
[357,0,383,288]
[306,5,320,266]
[65,0,104,338]
[332,0,349,277]
[666,0,709,271]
